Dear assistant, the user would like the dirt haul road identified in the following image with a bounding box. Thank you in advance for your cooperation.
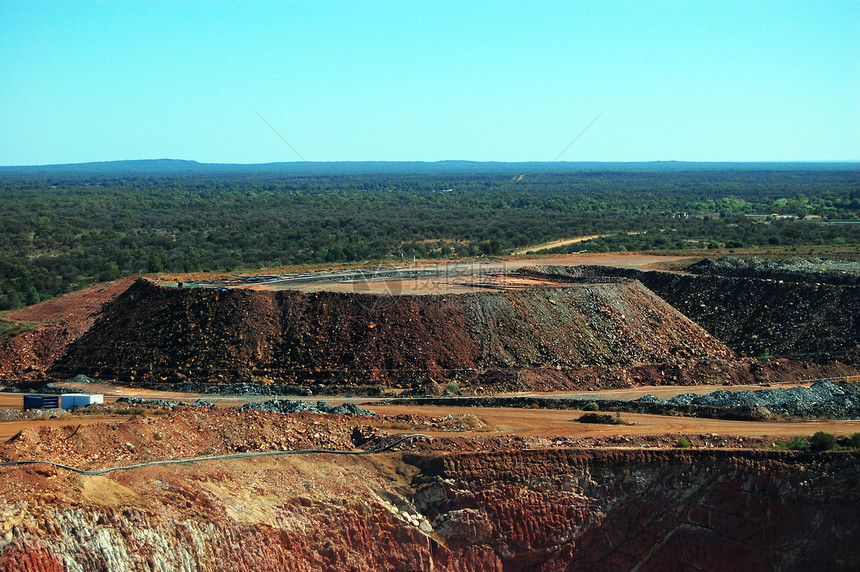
[369,404,860,440]
[4,381,859,442]
[3,403,859,446]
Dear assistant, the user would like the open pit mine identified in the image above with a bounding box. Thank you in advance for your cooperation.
[1,258,859,570]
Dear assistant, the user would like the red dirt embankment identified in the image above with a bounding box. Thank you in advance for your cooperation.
[48,278,740,390]
[0,279,135,383]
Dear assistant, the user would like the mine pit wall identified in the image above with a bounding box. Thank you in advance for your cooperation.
[49,278,737,389]
[530,265,860,366]
[1,449,858,571]
[410,448,860,570]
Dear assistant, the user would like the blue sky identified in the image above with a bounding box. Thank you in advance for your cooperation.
[1,1,858,165]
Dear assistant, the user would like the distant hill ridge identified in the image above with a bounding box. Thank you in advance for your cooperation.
[2,159,858,176]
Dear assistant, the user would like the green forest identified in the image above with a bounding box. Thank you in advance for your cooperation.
[1,165,858,310]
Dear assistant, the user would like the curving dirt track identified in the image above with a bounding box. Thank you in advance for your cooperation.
[511,235,609,255]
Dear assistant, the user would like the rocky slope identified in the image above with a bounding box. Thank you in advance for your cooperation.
[687,255,860,286]
[412,448,859,570]
[1,408,857,571]
[48,278,737,390]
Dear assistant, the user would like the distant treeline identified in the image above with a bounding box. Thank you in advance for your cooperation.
[1,168,858,310]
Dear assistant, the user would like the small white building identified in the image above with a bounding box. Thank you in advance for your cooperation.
[23,394,104,411]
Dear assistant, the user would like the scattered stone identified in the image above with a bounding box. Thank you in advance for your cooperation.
[202,383,313,397]
[687,256,860,286]
[237,399,375,416]
[116,396,190,408]
[330,403,376,416]
[66,374,96,384]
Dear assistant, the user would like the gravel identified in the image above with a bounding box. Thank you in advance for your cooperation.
[237,399,376,416]
[115,396,376,416]
[115,397,216,408]
[66,374,98,384]
[201,383,313,396]
[688,256,860,285]
[636,381,860,419]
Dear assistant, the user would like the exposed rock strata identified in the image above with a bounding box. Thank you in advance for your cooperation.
[1,444,857,571]
[411,448,860,570]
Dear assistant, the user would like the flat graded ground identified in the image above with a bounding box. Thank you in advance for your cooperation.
[368,404,860,440]
[203,253,695,294]
[0,415,130,441]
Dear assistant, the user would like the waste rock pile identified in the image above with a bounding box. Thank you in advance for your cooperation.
[115,396,376,416]
[535,263,860,365]
[0,278,136,382]
[238,399,376,416]
[47,278,738,390]
[201,382,313,396]
[115,396,216,408]
[4,257,859,393]
[637,380,860,419]
[687,256,860,285]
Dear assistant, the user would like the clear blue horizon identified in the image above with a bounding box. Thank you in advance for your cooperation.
[2,1,859,166]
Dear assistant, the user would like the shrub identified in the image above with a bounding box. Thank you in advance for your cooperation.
[445,381,461,395]
[676,436,691,448]
[584,401,599,412]
[846,433,860,449]
[809,431,836,452]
